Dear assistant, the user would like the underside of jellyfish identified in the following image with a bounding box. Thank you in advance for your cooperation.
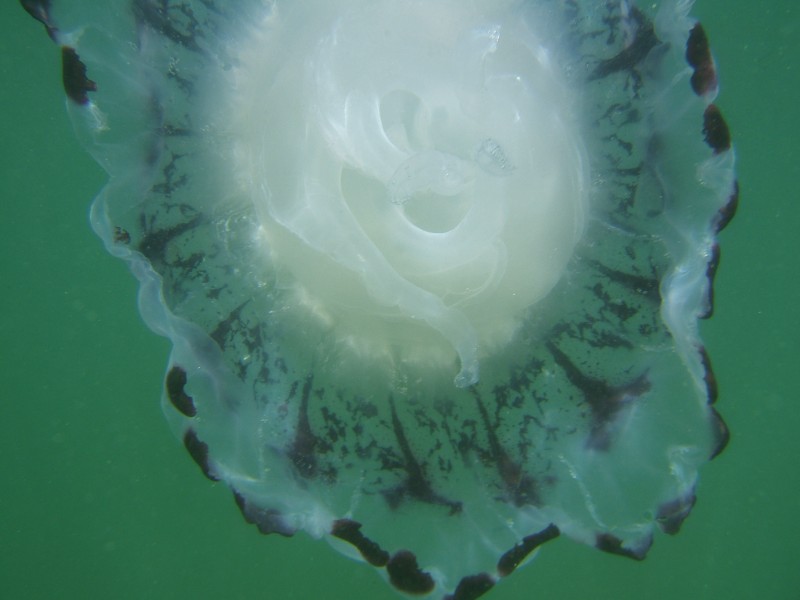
[23,0,737,598]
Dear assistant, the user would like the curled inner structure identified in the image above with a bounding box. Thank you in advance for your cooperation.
[231,1,587,387]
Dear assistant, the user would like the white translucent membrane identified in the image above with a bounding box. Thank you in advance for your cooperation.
[231,0,587,387]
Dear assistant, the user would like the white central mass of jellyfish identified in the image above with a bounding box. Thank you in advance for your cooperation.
[230,0,587,387]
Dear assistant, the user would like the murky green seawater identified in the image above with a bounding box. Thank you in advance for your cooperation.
[1,1,797,598]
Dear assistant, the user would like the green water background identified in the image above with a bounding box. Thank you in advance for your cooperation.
[0,1,797,598]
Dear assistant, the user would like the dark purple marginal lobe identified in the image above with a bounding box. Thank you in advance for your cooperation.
[232,491,296,537]
[496,523,561,577]
[19,0,58,41]
[656,490,697,535]
[61,47,96,105]
[698,346,719,404]
[443,574,495,600]
[595,532,652,561]
[687,21,738,243]
[701,243,722,319]
[20,0,98,105]
[330,519,390,567]
[715,180,740,233]
[386,550,435,595]
[703,104,732,154]
[165,365,197,417]
[709,407,731,459]
[182,429,218,482]
[686,23,718,96]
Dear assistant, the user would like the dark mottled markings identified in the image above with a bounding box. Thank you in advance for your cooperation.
[656,491,697,535]
[471,390,539,506]
[386,550,435,595]
[703,104,732,154]
[232,491,295,537]
[591,8,658,80]
[444,573,495,600]
[546,342,650,450]
[288,378,319,478]
[149,152,190,197]
[595,532,652,561]
[209,302,247,354]
[61,47,96,105]
[709,407,730,459]
[132,0,204,54]
[165,365,196,417]
[590,261,661,305]
[384,396,462,514]
[288,373,466,512]
[686,24,718,96]
[497,523,560,577]
[137,216,202,263]
[182,429,218,481]
[331,519,390,567]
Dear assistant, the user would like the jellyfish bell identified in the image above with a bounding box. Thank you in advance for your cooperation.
[23,1,737,599]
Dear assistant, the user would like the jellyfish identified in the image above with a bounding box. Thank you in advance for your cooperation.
[22,0,737,598]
